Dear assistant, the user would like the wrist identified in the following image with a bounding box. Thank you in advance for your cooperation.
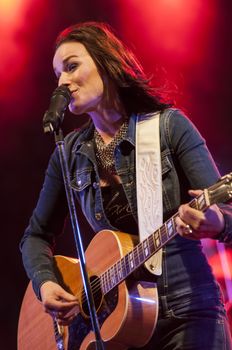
[216,208,232,244]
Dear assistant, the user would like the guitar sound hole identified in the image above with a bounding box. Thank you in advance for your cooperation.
[81,275,103,316]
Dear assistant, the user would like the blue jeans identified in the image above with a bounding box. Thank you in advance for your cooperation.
[130,289,232,350]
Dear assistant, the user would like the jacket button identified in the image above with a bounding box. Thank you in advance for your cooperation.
[149,264,155,271]
[95,213,102,220]
[93,182,99,189]
[77,179,82,186]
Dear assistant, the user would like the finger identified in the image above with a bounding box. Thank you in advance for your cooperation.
[178,204,205,230]
[175,216,187,232]
[47,304,80,319]
[188,189,203,197]
[54,308,79,326]
[62,304,80,318]
[175,216,198,240]
[56,314,77,326]
[45,298,78,308]
[185,224,193,234]
[44,300,79,316]
[58,289,78,303]
[40,281,78,304]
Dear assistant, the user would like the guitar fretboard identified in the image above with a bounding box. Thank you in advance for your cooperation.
[100,192,207,295]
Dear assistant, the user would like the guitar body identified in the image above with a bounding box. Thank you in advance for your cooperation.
[18,230,158,350]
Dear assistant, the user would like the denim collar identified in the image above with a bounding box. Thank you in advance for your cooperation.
[72,113,136,154]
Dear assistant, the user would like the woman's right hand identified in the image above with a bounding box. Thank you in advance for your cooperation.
[40,281,79,325]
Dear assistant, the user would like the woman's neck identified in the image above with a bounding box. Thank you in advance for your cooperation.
[89,108,127,145]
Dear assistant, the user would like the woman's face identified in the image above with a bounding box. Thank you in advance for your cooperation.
[53,41,104,115]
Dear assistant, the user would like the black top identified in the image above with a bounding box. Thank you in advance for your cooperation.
[101,183,138,235]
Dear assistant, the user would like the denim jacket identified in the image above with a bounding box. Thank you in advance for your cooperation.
[21,108,232,298]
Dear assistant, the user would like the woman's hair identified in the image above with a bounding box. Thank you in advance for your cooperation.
[55,21,171,116]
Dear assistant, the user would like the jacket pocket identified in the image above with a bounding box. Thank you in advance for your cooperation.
[161,151,173,177]
[70,170,92,192]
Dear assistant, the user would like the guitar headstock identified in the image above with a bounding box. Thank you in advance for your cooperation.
[207,172,232,206]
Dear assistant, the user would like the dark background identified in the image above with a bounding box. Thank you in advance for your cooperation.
[0,1,231,348]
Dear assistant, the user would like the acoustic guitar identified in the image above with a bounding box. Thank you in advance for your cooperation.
[18,173,232,350]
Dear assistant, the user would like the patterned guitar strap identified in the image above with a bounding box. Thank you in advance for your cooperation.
[136,112,163,276]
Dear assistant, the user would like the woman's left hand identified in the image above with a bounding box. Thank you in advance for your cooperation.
[175,189,225,240]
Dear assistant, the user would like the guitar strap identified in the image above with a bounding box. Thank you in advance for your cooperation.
[136,112,163,275]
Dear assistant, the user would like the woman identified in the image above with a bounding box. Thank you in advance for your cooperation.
[21,22,232,349]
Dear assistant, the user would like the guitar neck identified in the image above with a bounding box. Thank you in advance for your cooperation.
[100,191,209,295]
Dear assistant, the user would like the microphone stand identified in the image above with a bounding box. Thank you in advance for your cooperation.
[44,121,105,350]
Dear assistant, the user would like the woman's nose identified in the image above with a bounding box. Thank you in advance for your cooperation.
[58,72,71,87]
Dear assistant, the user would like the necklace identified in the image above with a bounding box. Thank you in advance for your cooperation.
[94,119,128,174]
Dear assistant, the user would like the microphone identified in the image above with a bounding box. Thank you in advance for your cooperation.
[43,85,71,133]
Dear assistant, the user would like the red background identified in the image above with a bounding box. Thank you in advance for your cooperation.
[0,1,231,348]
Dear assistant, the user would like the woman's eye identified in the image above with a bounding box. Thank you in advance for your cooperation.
[67,63,77,72]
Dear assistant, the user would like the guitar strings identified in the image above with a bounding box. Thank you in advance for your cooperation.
[77,198,199,305]
[76,218,177,305]
[79,216,180,304]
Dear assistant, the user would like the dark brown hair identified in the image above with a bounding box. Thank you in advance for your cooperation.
[56,21,170,116]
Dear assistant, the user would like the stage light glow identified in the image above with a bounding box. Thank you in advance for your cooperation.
[0,0,48,99]
[118,0,216,64]
[208,249,232,281]
[0,0,27,24]
[0,0,29,97]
